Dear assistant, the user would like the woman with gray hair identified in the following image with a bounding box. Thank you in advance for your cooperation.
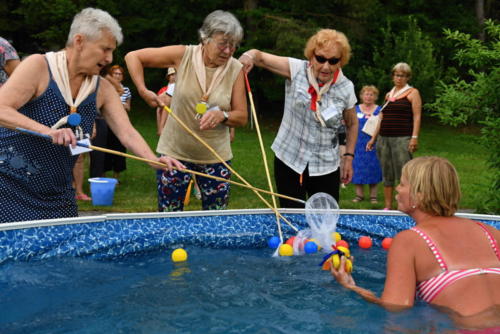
[126,10,247,212]
[0,7,183,223]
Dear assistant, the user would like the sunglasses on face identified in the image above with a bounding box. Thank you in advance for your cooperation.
[314,54,341,65]
[214,40,238,52]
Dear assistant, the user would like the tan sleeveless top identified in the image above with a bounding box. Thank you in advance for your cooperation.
[156,45,242,163]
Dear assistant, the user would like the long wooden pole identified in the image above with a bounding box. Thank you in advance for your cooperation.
[244,74,284,242]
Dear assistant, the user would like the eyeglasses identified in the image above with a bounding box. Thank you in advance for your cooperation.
[314,54,341,65]
[214,40,238,52]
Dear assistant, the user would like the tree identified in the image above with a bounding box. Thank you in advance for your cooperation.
[426,19,500,214]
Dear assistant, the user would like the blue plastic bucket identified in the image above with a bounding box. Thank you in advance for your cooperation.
[88,178,118,206]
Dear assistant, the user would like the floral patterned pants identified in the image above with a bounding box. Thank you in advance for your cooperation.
[157,160,231,211]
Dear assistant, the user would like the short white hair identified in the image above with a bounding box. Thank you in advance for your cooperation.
[66,8,123,46]
[198,10,243,45]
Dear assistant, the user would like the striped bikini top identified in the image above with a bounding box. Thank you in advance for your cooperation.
[412,223,500,303]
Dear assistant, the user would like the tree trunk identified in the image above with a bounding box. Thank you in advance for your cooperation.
[475,0,485,41]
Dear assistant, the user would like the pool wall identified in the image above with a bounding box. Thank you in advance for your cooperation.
[1,209,499,262]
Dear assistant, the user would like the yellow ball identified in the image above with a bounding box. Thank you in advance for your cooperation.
[332,232,342,243]
[171,248,188,262]
[279,244,294,256]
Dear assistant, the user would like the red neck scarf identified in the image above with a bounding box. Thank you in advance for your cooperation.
[307,69,340,111]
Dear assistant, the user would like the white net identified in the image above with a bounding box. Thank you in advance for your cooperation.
[304,192,339,252]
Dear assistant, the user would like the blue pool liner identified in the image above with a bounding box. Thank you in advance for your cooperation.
[0,209,498,263]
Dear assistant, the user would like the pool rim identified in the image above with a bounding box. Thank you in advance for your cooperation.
[1,208,498,232]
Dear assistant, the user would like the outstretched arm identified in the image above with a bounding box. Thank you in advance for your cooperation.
[125,45,185,108]
[238,49,291,79]
[331,230,417,311]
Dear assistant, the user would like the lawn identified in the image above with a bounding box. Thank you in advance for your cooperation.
[77,105,490,214]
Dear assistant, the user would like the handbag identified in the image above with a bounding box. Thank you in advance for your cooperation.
[361,113,380,137]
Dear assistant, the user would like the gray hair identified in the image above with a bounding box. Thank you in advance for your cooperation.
[66,8,123,46]
[198,10,243,45]
[392,62,412,79]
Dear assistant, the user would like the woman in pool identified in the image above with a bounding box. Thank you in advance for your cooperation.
[331,156,500,330]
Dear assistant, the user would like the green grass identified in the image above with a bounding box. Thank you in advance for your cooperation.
[78,109,490,214]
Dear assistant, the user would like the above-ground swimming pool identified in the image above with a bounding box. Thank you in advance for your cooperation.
[1,209,499,333]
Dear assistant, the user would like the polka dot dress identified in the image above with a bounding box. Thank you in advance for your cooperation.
[0,66,99,223]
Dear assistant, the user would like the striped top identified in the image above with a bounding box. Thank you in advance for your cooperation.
[379,97,413,137]
[120,85,131,105]
[412,223,500,303]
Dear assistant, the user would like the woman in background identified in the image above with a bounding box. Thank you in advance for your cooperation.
[351,85,382,204]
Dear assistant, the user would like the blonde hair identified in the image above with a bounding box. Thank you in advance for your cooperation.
[359,85,379,99]
[392,62,412,79]
[304,29,351,67]
[402,156,461,217]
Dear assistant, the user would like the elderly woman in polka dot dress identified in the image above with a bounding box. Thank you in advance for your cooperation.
[0,8,182,223]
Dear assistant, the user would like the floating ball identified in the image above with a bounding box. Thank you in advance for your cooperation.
[268,236,280,249]
[171,248,188,262]
[279,244,294,256]
[307,238,322,251]
[336,239,349,249]
[382,237,393,250]
[304,241,318,254]
[358,236,373,249]
[285,236,296,246]
[332,232,342,243]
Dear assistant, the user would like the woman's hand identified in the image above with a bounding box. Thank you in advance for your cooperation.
[155,155,185,172]
[366,138,375,151]
[48,128,77,147]
[408,138,418,153]
[199,108,224,131]
[330,256,356,288]
[238,52,255,73]
[140,88,164,109]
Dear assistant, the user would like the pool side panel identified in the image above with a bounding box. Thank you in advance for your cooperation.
[0,210,498,262]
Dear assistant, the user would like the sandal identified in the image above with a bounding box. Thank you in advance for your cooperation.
[352,196,364,203]
[370,197,378,204]
[75,193,92,201]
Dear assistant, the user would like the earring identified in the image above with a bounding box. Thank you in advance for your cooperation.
[412,205,416,209]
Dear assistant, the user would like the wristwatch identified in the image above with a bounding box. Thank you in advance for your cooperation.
[222,111,229,123]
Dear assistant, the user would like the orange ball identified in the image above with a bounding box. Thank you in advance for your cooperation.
[336,239,349,249]
[358,236,372,249]
[285,236,296,246]
[382,237,393,250]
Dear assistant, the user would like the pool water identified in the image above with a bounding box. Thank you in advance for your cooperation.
[0,246,456,333]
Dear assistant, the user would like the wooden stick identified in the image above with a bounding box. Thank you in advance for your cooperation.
[164,106,299,232]
[244,74,284,242]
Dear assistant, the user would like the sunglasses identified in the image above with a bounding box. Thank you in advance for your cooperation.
[314,54,341,65]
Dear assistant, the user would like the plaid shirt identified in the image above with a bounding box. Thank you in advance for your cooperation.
[271,58,356,176]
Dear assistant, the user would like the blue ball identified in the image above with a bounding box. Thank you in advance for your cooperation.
[268,236,280,249]
[304,241,318,254]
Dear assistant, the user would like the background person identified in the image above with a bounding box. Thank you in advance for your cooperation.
[125,10,247,212]
[239,29,358,207]
[156,67,176,136]
[367,62,421,210]
[0,7,182,223]
[331,156,500,330]
[0,36,20,87]
[351,85,382,203]
[104,64,131,183]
